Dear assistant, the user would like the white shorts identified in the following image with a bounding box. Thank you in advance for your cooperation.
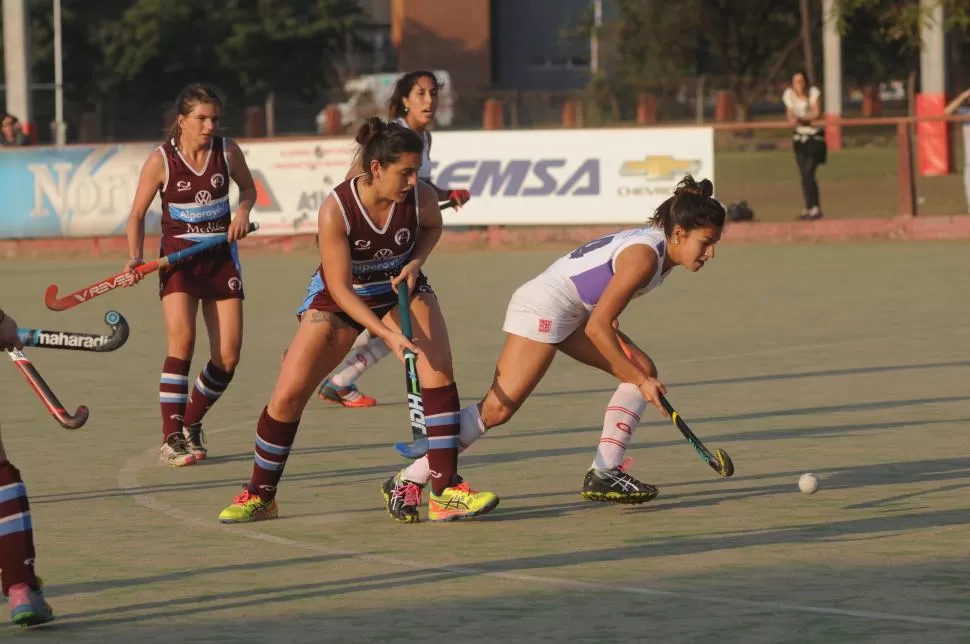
[502,273,589,344]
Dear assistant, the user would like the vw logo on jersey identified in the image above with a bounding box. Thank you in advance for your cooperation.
[394,228,411,246]
[374,248,394,259]
[195,190,212,205]
[211,173,225,189]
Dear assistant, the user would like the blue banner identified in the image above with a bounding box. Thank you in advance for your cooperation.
[0,143,162,239]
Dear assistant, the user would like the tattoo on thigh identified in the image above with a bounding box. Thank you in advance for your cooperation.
[308,309,350,349]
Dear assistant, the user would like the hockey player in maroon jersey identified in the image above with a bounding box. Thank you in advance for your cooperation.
[217,118,498,524]
[124,83,258,467]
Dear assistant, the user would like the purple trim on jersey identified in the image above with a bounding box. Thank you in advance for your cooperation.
[569,261,614,306]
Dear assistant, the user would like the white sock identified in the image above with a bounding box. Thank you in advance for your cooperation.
[401,404,486,485]
[329,331,391,388]
[592,383,646,471]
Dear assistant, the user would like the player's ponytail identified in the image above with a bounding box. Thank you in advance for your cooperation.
[355,117,423,178]
[650,175,725,236]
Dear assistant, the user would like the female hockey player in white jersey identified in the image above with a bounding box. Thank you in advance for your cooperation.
[380,175,726,521]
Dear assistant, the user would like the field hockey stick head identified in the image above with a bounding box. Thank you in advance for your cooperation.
[712,448,734,477]
[394,437,429,460]
[100,310,130,352]
[58,405,90,430]
[43,284,67,311]
[660,394,735,478]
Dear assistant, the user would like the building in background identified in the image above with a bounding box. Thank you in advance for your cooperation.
[349,0,396,75]
[387,0,613,92]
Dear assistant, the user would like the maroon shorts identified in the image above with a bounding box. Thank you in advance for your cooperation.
[158,238,244,301]
[296,271,434,333]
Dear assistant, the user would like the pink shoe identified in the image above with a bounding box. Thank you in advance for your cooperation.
[8,582,54,627]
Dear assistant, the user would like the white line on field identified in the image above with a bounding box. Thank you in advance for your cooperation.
[114,424,970,630]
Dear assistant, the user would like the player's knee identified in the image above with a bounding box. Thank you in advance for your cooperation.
[213,351,240,373]
[480,396,514,429]
[167,331,195,358]
[417,347,454,383]
[268,386,307,421]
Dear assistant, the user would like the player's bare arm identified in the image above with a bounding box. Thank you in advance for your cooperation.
[226,139,256,240]
[585,244,661,387]
[124,151,165,276]
[317,197,393,340]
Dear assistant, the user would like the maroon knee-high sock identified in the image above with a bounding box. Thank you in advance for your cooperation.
[0,461,38,594]
[182,361,234,428]
[422,383,461,495]
[159,357,191,440]
[249,407,300,501]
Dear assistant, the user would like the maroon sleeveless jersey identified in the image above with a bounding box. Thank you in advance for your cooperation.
[298,175,427,314]
[156,137,243,300]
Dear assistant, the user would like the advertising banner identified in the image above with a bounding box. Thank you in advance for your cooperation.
[0,126,713,238]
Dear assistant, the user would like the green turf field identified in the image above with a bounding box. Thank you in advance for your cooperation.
[1,243,969,642]
[715,147,969,221]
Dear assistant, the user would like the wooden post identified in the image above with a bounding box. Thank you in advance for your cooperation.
[323,105,342,135]
[483,98,504,130]
[562,100,578,128]
[636,93,657,125]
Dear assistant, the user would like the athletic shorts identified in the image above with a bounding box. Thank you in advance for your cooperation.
[158,237,244,301]
[297,281,436,333]
[502,274,588,344]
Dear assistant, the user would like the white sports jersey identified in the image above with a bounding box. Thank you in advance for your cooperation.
[395,117,433,180]
[544,227,670,312]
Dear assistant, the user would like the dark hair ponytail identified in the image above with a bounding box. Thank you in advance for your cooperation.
[387,70,442,120]
[354,117,424,176]
[649,175,725,236]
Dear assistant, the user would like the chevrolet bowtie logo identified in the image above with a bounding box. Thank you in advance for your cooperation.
[620,156,702,181]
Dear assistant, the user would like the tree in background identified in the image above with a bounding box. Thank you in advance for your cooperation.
[579,0,970,123]
[575,0,805,121]
[1,0,366,141]
[839,0,970,111]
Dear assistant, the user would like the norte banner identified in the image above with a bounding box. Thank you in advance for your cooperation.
[0,138,359,239]
[0,143,159,239]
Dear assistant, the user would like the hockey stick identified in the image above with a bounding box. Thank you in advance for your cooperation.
[616,333,733,477]
[44,222,259,311]
[17,310,130,352]
[392,284,429,459]
[658,394,734,477]
[6,349,89,429]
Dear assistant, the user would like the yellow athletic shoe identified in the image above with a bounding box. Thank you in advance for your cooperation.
[428,480,499,522]
[218,486,278,523]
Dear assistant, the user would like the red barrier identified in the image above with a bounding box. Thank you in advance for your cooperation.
[915,93,950,176]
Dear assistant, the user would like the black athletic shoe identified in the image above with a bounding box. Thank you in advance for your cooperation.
[182,423,207,460]
[381,471,423,523]
[581,463,659,505]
